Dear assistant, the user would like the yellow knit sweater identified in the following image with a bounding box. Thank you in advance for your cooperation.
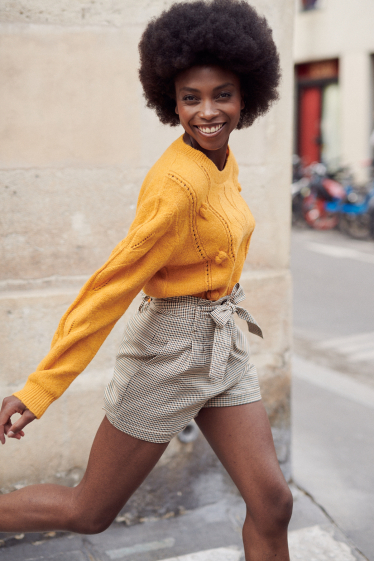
[14,136,256,418]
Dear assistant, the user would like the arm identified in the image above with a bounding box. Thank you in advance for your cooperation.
[0,192,179,442]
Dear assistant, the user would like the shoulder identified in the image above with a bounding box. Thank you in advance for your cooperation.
[168,136,210,186]
[166,137,211,208]
[138,136,209,209]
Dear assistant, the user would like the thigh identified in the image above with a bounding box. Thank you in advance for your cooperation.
[195,402,287,517]
[72,415,168,526]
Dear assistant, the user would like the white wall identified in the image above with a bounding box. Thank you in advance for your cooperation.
[294,0,374,182]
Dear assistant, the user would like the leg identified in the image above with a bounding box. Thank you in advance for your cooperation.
[196,401,292,561]
[0,416,168,534]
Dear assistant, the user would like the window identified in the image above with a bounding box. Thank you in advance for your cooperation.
[301,0,319,10]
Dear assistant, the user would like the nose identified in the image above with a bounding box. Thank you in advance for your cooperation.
[198,99,219,121]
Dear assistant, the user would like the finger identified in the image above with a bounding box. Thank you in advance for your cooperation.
[7,430,25,439]
[4,421,12,436]
[0,413,9,445]
[4,419,25,440]
[7,431,25,440]
[4,419,22,435]
[9,410,36,436]
[10,433,23,440]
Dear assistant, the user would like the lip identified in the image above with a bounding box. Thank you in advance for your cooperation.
[193,123,226,138]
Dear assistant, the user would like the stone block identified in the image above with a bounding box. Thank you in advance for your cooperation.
[0,0,294,31]
[0,283,142,387]
[0,25,141,168]
[0,285,137,489]
[0,168,144,280]
[239,270,292,357]
[0,0,179,27]
[238,164,292,271]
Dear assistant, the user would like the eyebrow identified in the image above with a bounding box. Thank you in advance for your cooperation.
[179,82,236,92]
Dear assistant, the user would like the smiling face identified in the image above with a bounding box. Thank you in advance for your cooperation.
[174,65,244,157]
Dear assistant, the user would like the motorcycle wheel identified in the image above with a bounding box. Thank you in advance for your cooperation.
[312,213,339,230]
[339,213,370,239]
[304,207,339,230]
[292,194,306,227]
[302,196,338,230]
[369,210,374,240]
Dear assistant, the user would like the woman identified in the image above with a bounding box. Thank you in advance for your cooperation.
[0,0,293,558]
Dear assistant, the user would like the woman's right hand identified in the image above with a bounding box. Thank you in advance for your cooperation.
[0,396,36,445]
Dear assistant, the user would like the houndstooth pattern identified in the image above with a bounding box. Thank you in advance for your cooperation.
[103,283,262,443]
[205,283,262,380]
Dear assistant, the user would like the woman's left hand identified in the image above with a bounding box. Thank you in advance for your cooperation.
[0,396,36,445]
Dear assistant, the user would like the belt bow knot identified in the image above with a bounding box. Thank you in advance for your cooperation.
[207,283,263,381]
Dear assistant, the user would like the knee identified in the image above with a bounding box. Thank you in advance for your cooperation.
[271,483,293,530]
[246,481,293,534]
[65,493,119,535]
[67,509,115,535]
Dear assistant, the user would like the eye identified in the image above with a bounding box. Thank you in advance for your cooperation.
[182,95,197,101]
[217,92,232,99]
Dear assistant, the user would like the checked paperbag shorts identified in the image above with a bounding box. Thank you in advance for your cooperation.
[103,283,263,443]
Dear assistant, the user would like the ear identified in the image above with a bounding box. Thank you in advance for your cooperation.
[175,104,179,115]
[240,98,245,111]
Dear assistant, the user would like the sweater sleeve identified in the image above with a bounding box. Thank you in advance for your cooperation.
[13,193,180,418]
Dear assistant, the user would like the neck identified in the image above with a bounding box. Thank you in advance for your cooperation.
[184,133,228,171]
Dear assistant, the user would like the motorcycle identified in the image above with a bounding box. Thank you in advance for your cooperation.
[337,181,374,240]
[301,163,346,230]
[291,157,374,238]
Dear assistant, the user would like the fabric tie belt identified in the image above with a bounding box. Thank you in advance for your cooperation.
[206,283,263,381]
[142,283,262,382]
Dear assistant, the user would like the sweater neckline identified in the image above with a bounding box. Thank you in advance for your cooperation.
[174,135,233,183]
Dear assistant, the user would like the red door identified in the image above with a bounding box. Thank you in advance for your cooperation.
[299,87,322,165]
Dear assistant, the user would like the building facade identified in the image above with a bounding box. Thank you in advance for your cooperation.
[294,0,374,182]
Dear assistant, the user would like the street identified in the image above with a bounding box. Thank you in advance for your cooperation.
[291,226,374,560]
[292,227,374,386]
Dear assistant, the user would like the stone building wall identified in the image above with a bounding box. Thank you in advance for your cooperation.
[0,0,294,515]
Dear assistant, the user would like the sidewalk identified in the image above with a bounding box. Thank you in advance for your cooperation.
[292,355,374,560]
[0,355,371,561]
[0,487,366,561]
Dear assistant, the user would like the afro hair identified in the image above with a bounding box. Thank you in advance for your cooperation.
[138,0,281,129]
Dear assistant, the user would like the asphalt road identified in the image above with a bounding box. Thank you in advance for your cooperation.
[292,226,374,387]
[292,227,374,341]
[291,226,374,560]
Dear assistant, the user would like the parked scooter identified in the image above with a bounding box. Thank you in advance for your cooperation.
[302,163,346,230]
[338,181,374,239]
[291,157,374,238]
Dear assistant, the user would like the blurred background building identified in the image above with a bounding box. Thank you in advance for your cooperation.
[294,0,374,182]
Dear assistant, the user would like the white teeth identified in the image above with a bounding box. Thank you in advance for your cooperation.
[197,124,223,134]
